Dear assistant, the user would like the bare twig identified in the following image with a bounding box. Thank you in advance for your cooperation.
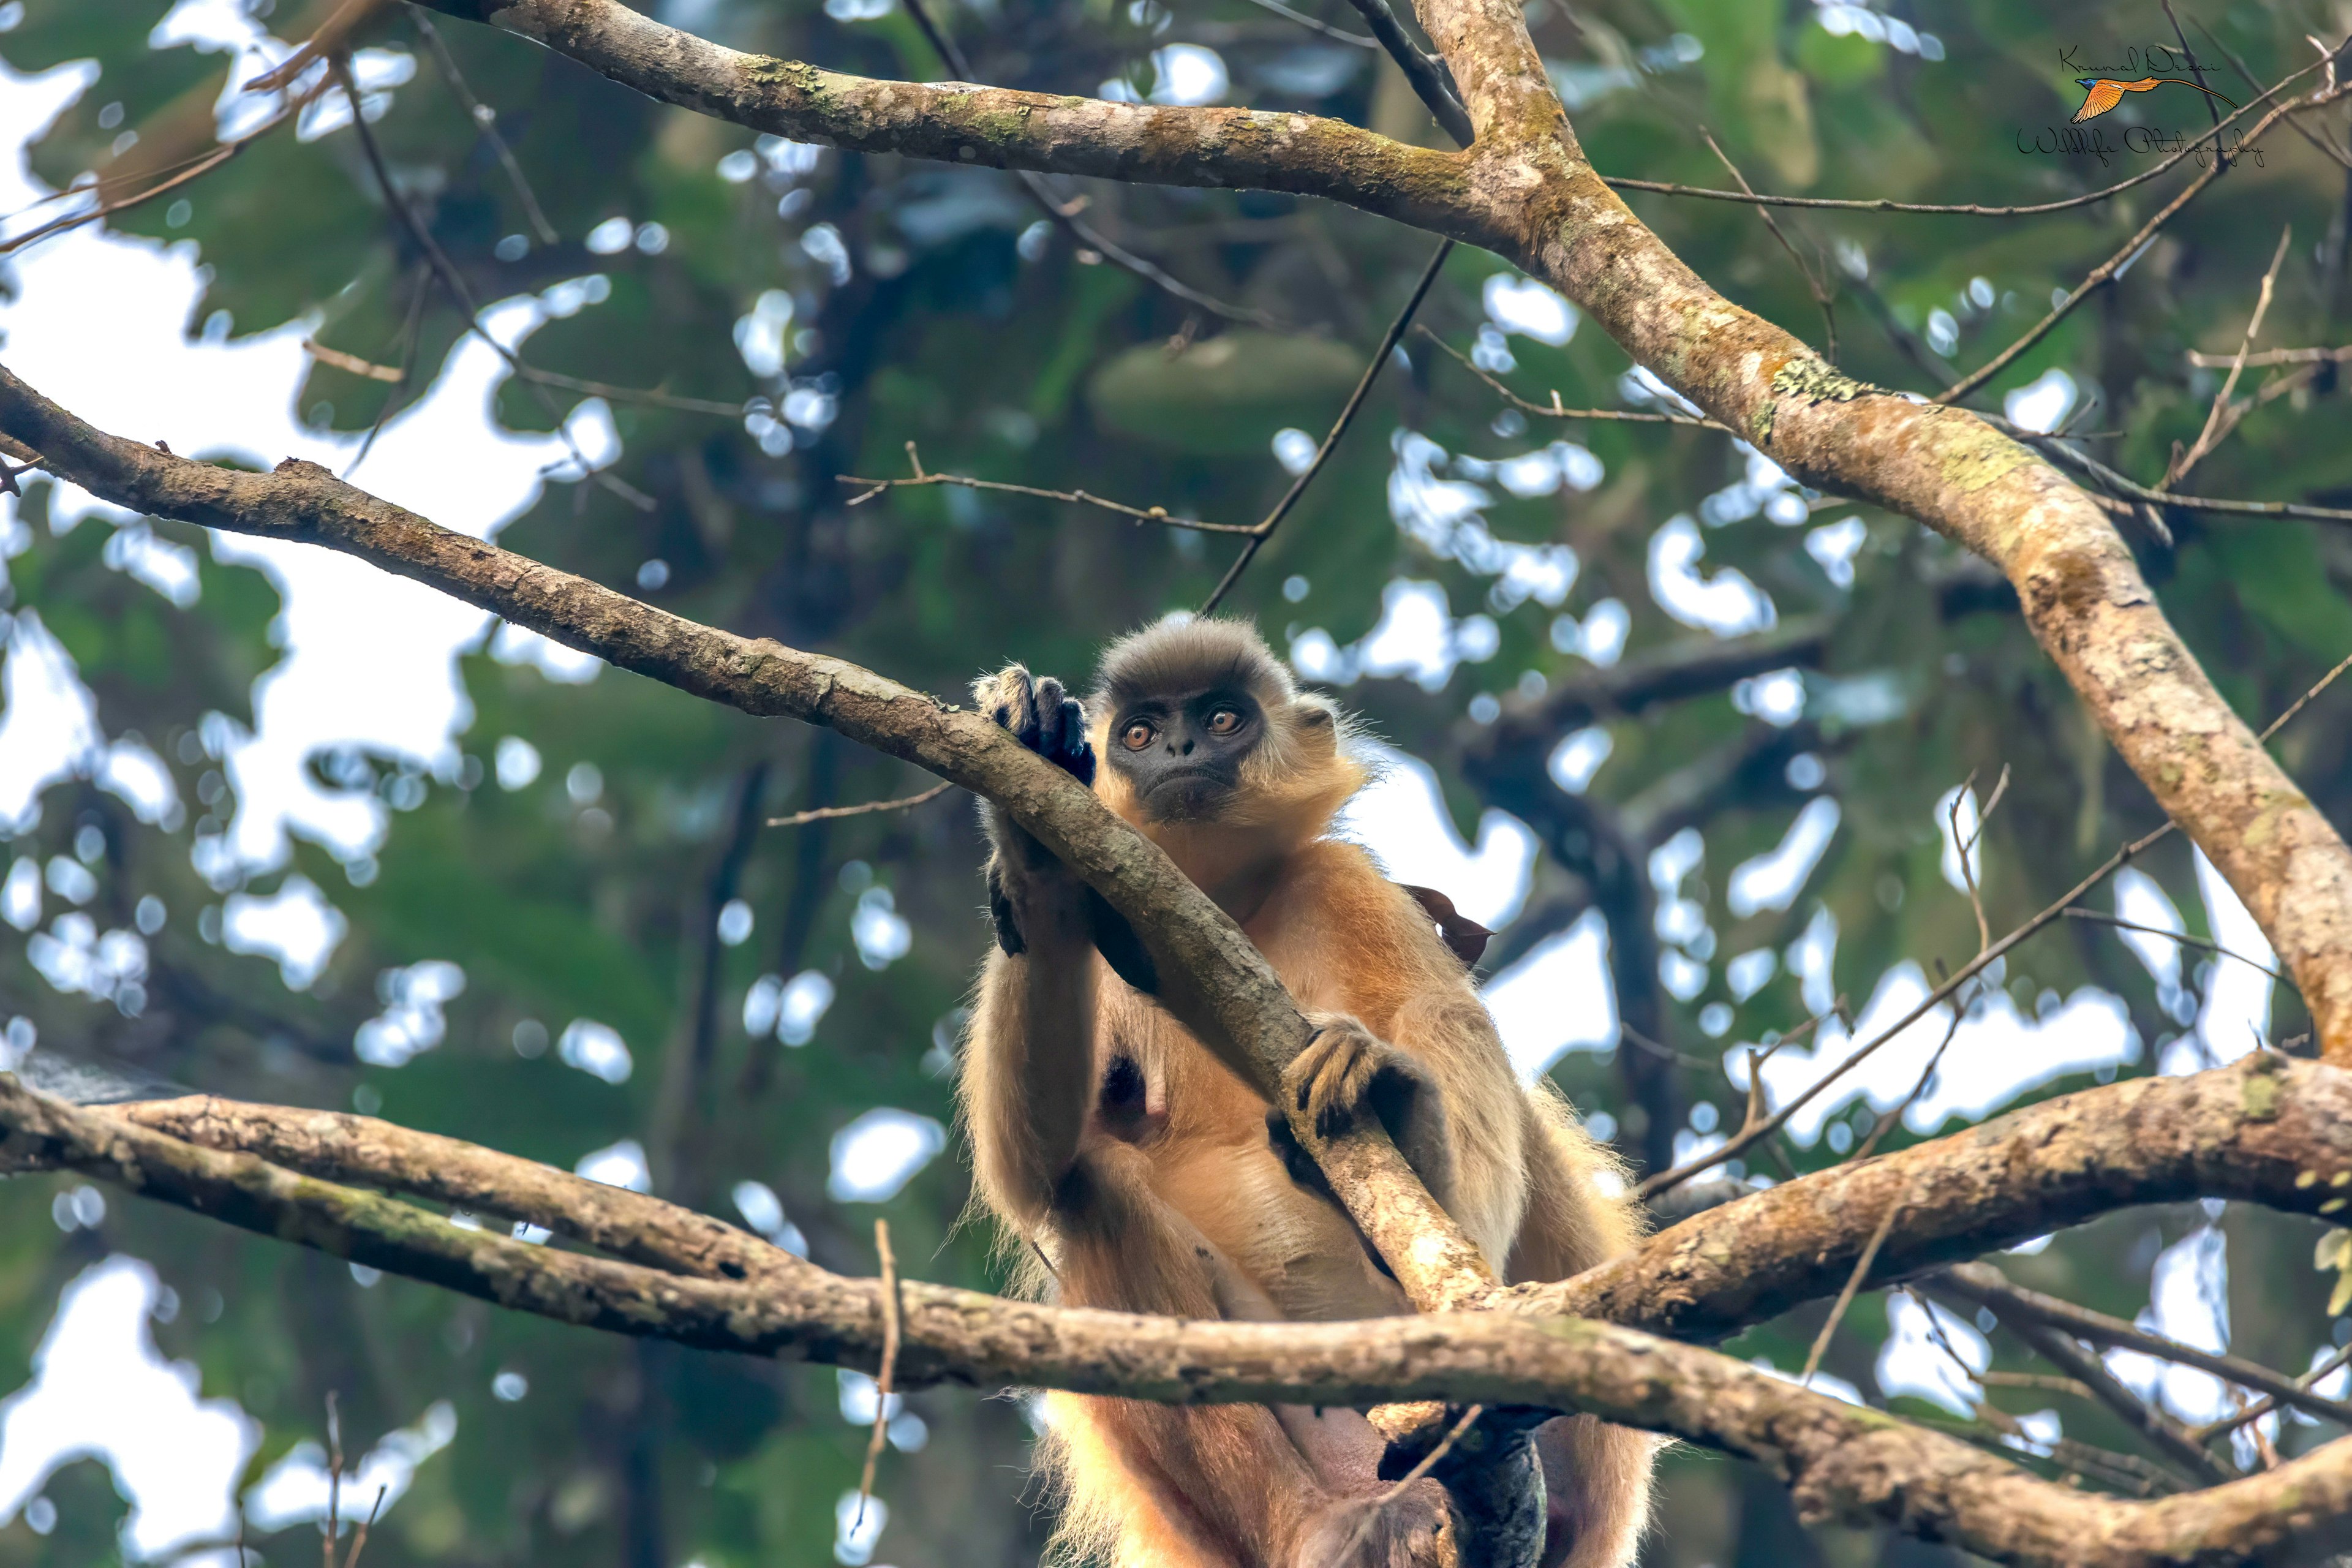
[1701,128,1836,364]
[323,1392,344,1568]
[1988,413,2352,526]
[2184,344,2352,368]
[1199,239,1452,614]
[249,0,395,94]
[2194,1341,2352,1442]
[407,4,560,244]
[2195,16,2352,170]
[2062,908,2288,986]
[331,56,657,511]
[1638,820,2176,1200]
[1800,1192,1904,1384]
[767,780,953,828]
[1415,326,1719,428]
[304,341,407,383]
[2258,649,2352,742]
[345,266,431,478]
[341,1487,387,1568]
[898,0,1292,330]
[841,444,1254,532]
[2168,225,2293,487]
[1853,1008,1962,1163]
[1939,1276,2238,1487]
[1938,82,2335,405]
[1937,1262,2352,1430]
[1238,0,1375,48]
[1599,58,2326,216]
[855,1218,902,1528]
[1336,1402,1486,1562]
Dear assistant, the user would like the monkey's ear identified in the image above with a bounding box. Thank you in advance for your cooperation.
[1291,695,1343,750]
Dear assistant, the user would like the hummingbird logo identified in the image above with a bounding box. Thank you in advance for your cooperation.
[2070,75,2237,123]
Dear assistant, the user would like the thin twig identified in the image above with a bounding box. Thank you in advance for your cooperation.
[1238,0,1375,48]
[1638,823,2167,1200]
[2168,225,2292,487]
[331,57,657,511]
[1938,1264,2352,1430]
[1600,58,2326,216]
[1335,1402,1485,1563]
[1701,128,1836,364]
[1950,770,1991,957]
[1199,240,1452,614]
[1988,413,2352,526]
[2184,344,2352,368]
[1939,1279,2239,1487]
[2195,16,2352,170]
[841,445,1253,532]
[324,1392,344,1568]
[1801,1193,1904,1384]
[341,1487,387,1568]
[767,780,953,828]
[856,1219,902,1529]
[346,266,431,478]
[1415,326,1720,428]
[408,4,560,244]
[2194,1341,2352,1441]
[2062,909,2287,985]
[2259,649,2352,741]
[1938,79,2336,404]
[1853,1008,1961,1163]
[899,0,1292,330]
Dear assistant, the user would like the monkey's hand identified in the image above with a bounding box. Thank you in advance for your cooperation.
[975,663,1095,956]
[1292,1480,1457,1568]
[1281,1015,1458,1214]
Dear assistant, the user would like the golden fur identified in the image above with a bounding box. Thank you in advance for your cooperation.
[962,616,1654,1568]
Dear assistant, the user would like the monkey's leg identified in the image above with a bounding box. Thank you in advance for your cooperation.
[1054,1145,1457,1568]
[1510,1091,1657,1568]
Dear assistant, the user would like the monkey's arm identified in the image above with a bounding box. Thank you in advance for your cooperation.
[962,664,1106,1225]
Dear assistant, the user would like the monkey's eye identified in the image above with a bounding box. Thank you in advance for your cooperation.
[1121,720,1156,750]
[1204,707,1242,736]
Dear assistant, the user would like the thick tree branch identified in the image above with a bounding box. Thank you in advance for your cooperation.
[7,1069,2352,1567]
[0,362,1483,1318]
[412,0,1468,227]
[1517,1054,2352,1340]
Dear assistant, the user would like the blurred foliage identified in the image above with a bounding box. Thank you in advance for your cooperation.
[3,0,2351,1562]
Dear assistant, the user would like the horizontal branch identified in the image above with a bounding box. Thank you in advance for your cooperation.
[416,0,1468,228]
[1518,1054,2352,1341]
[6,1070,2351,1567]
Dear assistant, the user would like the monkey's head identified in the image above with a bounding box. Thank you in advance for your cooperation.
[1088,616,1365,842]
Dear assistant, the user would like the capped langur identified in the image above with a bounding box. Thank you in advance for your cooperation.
[963,617,1652,1568]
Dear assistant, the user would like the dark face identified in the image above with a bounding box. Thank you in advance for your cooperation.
[1106,685,1264,821]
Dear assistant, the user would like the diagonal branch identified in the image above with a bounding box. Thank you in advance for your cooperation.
[0,360,1489,1322]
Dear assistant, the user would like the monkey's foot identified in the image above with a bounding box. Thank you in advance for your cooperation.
[1287,1015,1426,1139]
[973,663,1095,785]
[1284,1015,1457,1208]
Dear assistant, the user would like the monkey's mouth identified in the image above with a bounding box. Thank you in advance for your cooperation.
[1139,767,1234,820]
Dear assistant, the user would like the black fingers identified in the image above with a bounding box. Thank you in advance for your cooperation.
[1031,676,1096,784]
[987,667,1095,784]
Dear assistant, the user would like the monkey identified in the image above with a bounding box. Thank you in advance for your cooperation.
[960,616,1653,1568]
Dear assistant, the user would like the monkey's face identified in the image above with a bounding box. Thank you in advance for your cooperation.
[1104,685,1265,823]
